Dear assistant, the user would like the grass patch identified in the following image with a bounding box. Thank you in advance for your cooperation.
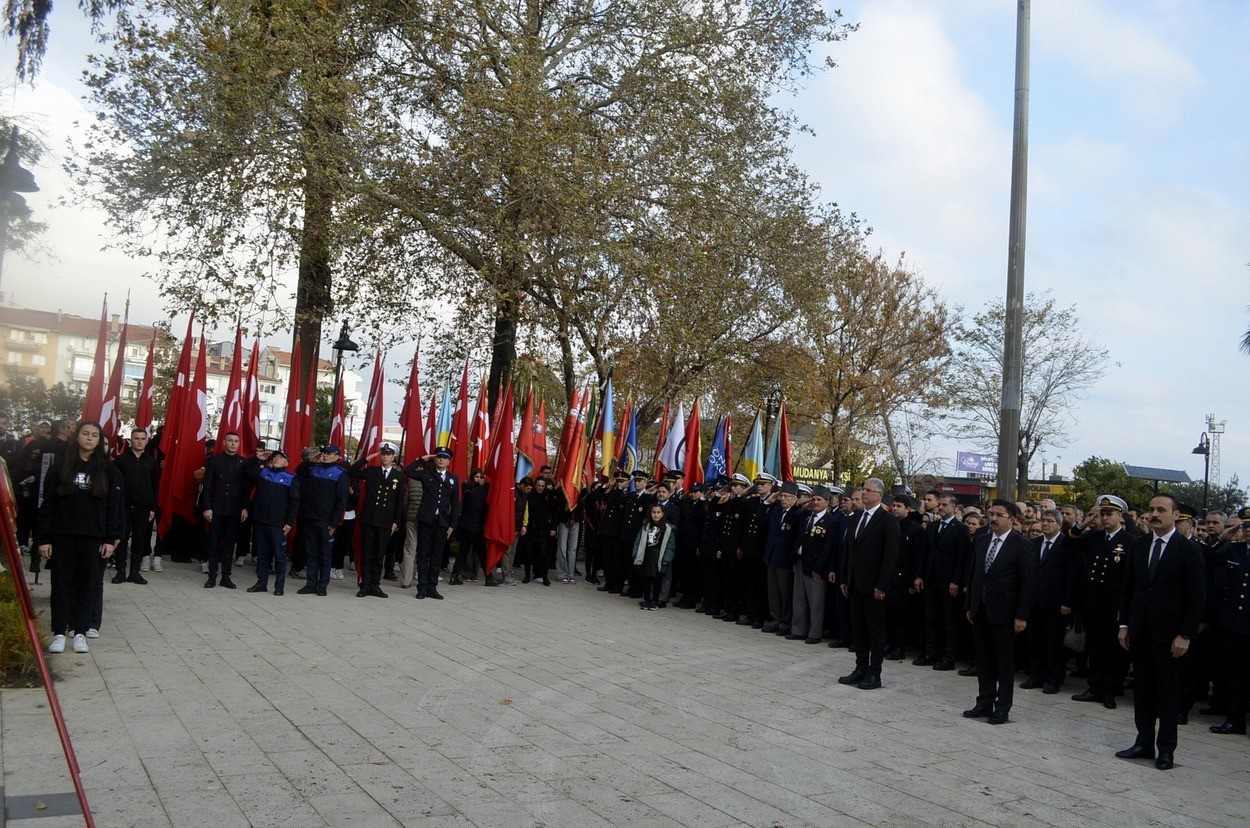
[0,569,44,687]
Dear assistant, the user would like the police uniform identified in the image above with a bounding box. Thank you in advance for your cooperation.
[1212,526,1250,734]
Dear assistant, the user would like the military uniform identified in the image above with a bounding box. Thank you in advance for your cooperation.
[1212,540,1250,733]
[349,450,405,597]
[1071,502,1134,706]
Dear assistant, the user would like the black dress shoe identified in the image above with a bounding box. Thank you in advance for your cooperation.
[1020,678,1044,690]
[1042,683,1060,695]
[857,674,882,690]
[414,592,426,599]
[785,634,805,641]
[1177,712,1188,725]
[522,575,531,584]
[274,588,284,596]
[204,577,217,589]
[838,669,866,686]
[885,648,905,661]
[220,578,237,589]
[356,588,368,597]
[721,614,739,623]
[1199,705,1227,716]
[761,623,779,633]
[247,584,267,593]
[957,666,977,677]
[370,588,388,598]
[541,579,551,586]
[1104,698,1117,710]
[963,704,992,719]
[1155,753,1174,770]
[428,591,444,600]
[1072,689,1102,703]
[1210,721,1247,735]
[827,640,841,648]
[736,617,754,626]
[1115,744,1154,760]
[913,655,937,666]
[316,589,327,596]
[112,573,127,584]
[775,627,790,636]
[987,709,1010,725]
[805,638,822,645]
[933,659,957,671]
[129,574,149,585]
[297,585,317,595]
[448,574,463,585]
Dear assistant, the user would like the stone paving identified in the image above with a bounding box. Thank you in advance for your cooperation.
[3,559,1249,827]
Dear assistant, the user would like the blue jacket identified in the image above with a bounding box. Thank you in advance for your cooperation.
[297,462,349,527]
[249,466,300,528]
[763,504,804,568]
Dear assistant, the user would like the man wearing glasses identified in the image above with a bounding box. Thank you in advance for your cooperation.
[838,478,900,690]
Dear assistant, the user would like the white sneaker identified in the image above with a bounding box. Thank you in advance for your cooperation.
[72,634,89,653]
[85,628,100,639]
[140,555,151,572]
[152,557,163,572]
[331,569,342,580]
[48,634,66,653]
[235,556,245,567]
[201,561,209,574]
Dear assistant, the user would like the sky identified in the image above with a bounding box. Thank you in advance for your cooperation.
[2,0,1249,489]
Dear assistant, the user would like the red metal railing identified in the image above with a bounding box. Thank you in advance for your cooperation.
[0,459,95,827]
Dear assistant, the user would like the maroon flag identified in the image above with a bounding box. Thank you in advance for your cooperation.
[399,351,426,464]
[240,339,261,451]
[484,380,517,573]
[101,312,129,456]
[134,338,155,433]
[80,297,109,423]
[214,326,244,450]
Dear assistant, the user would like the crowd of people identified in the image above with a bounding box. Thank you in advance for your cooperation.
[5,412,1245,770]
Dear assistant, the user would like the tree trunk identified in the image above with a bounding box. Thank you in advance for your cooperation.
[293,160,334,396]
[882,408,906,483]
[487,294,518,413]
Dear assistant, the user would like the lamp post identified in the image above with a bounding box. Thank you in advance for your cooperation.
[1191,432,1210,511]
[0,127,40,301]
[330,321,359,444]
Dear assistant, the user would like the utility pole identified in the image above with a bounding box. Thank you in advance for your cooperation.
[996,0,1031,502]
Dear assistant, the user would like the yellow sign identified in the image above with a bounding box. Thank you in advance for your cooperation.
[792,466,845,486]
[987,482,1069,501]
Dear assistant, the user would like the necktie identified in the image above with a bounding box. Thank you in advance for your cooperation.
[1041,540,1051,564]
[984,537,1002,572]
[1149,537,1164,577]
[856,510,869,538]
[938,520,948,536]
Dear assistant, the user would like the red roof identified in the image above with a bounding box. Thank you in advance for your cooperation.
[0,305,162,344]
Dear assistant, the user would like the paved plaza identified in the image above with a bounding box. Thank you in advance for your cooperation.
[2,560,1249,827]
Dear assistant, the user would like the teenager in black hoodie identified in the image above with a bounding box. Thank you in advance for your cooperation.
[36,421,124,655]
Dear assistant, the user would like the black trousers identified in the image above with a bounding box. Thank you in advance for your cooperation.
[1223,630,1250,726]
[416,521,448,595]
[114,506,153,578]
[451,531,484,577]
[360,524,390,588]
[1083,606,1128,697]
[207,514,240,578]
[254,524,288,590]
[700,552,722,610]
[1027,606,1069,685]
[50,535,102,636]
[848,589,888,674]
[1131,638,1183,753]
[972,608,1017,711]
[923,585,962,660]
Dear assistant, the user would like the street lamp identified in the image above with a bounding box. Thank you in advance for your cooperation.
[1191,432,1210,511]
[330,320,359,442]
[0,127,40,301]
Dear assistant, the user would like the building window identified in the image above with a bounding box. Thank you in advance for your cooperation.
[7,352,21,364]
[261,383,277,395]
[31,355,46,366]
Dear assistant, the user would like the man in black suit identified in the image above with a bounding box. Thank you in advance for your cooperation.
[1023,509,1076,694]
[404,446,461,600]
[787,486,838,644]
[201,432,249,589]
[349,442,405,598]
[963,499,1035,725]
[914,494,972,671]
[1116,493,1206,770]
[838,478,900,690]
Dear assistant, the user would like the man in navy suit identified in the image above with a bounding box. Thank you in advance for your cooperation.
[1116,493,1206,770]
[838,478,900,690]
[787,486,838,644]
[963,499,1035,725]
[1022,509,1076,694]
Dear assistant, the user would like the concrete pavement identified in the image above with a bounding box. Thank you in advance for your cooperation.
[3,559,1249,827]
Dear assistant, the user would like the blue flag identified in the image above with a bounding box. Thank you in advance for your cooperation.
[704,416,728,482]
[617,404,639,478]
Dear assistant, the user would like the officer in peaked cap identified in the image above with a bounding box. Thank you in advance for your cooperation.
[1070,493,1135,708]
[347,441,405,598]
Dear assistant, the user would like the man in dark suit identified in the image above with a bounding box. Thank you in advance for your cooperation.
[762,482,804,636]
[404,446,461,600]
[1116,493,1206,770]
[348,442,405,598]
[914,494,972,671]
[838,478,900,690]
[787,486,838,644]
[201,432,249,589]
[1023,509,1076,693]
[963,499,1035,725]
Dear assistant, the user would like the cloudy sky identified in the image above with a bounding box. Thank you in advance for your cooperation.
[2,1,1249,487]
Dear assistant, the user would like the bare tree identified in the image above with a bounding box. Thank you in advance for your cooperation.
[947,291,1110,493]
